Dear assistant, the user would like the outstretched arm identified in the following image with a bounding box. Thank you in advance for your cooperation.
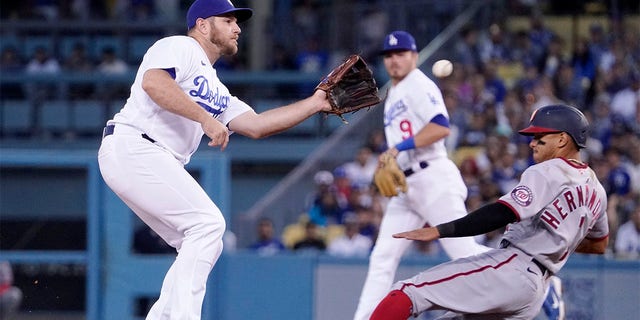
[393,202,517,241]
[228,90,331,139]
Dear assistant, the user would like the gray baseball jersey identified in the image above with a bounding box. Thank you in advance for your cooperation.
[392,157,609,318]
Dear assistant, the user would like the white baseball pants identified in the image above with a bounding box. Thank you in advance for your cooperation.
[98,124,225,320]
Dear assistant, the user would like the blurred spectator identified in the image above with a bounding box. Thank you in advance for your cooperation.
[306,170,341,226]
[625,142,640,195]
[455,25,483,73]
[347,183,375,216]
[365,129,387,154]
[0,46,25,99]
[614,206,640,259]
[528,13,555,55]
[467,72,495,114]
[605,148,632,197]
[0,261,22,318]
[459,156,481,187]
[97,46,128,74]
[553,61,586,107]
[460,112,488,147]
[294,36,329,74]
[332,166,353,216]
[292,221,326,253]
[483,59,507,105]
[538,34,566,79]
[609,72,640,125]
[341,146,377,190]
[327,213,372,258]
[491,146,519,194]
[294,36,329,94]
[510,29,544,69]
[291,0,320,41]
[249,217,287,256]
[63,42,95,99]
[530,76,562,111]
[64,42,94,72]
[24,46,61,101]
[478,23,511,64]
[443,87,466,151]
[354,205,379,242]
[570,37,597,86]
[96,46,129,99]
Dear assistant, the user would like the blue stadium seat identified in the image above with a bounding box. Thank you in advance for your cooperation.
[128,35,158,64]
[71,100,108,134]
[1,100,34,134]
[39,99,71,133]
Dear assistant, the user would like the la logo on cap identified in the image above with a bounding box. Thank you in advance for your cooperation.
[388,35,398,46]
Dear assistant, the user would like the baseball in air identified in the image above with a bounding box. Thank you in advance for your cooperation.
[432,59,453,78]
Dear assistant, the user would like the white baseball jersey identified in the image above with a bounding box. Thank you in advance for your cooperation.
[110,35,251,164]
[498,157,609,273]
[383,68,449,169]
[354,68,490,320]
[98,35,252,320]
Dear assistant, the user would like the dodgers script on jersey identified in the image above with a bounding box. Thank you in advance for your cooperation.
[498,158,609,273]
[383,69,449,169]
[110,36,251,164]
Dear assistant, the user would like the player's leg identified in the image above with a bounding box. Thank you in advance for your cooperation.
[353,197,425,320]
[385,249,547,319]
[99,136,225,319]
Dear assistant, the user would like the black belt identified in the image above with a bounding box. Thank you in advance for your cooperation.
[499,239,548,275]
[102,124,156,143]
[403,161,429,177]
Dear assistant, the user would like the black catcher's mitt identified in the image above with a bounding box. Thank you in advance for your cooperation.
[316,54,381,124]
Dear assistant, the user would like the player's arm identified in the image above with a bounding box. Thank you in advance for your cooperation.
[142,68,230,149]
[384,114,450,157]
[575,236,608,254]
[393,202,517,241]
[228,90,331,139]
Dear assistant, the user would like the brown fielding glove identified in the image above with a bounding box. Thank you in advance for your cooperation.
[316,54,382,124]
[374,153,408,197]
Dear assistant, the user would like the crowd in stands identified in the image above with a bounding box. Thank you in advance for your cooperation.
[251,14,640,260]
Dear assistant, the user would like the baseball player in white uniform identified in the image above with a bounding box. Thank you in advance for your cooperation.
[353,30,491,320]
[97,1,331,319]
[371,104,609,319]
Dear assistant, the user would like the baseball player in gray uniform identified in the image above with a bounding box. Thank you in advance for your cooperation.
[370,104,609,319]
[98,0,331,319]
[354,30,492,320]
